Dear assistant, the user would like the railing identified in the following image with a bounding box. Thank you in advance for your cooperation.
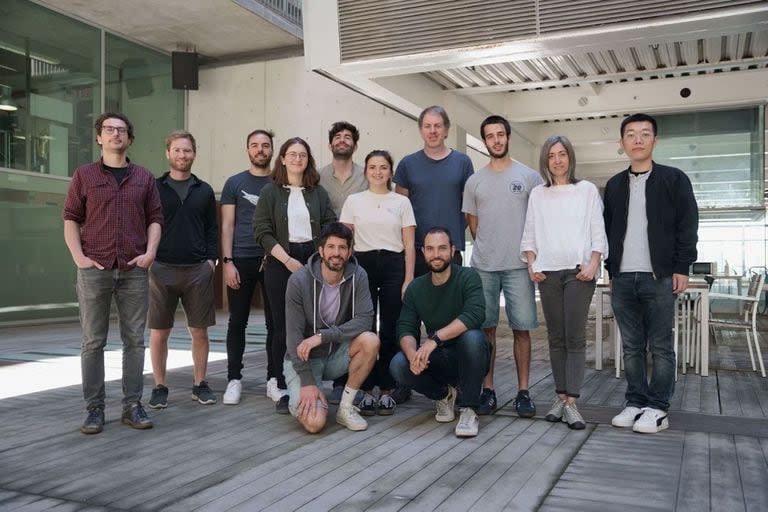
[256,0,302,26]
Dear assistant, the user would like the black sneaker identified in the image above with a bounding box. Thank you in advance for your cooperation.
[359,393,377,416]
[476,388,497,416]
[390,385,412,405]
[276,395,290,414]
[192,381,217,405]
[148,384,169,409]
[121,402,153,429]
[513,390,536,418]
[80,407,104,435]
[377,394,396,416]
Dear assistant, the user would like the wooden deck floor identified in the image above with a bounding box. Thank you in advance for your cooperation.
[1,314,767,511]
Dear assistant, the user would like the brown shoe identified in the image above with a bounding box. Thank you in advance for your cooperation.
[80,407,104,434]
[121,402,153,429]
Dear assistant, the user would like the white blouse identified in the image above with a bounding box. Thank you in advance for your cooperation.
[286,186,312,243]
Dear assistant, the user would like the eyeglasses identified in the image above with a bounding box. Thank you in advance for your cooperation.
[623,131,654,141]
[285,152,308,161]
[102,126,128,135]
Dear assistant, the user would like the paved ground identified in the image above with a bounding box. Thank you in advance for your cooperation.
[0,309,767,511]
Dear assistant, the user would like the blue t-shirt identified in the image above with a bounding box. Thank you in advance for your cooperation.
[220,170,271,258]
[393,149,474,249]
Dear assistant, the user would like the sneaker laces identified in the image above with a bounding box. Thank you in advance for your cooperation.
[379,394,396,408]
[133,403,149,421]
[457,408,476,428]
[361,394,377,408]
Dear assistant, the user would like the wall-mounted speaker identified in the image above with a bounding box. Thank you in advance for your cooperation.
[172,52,199,91]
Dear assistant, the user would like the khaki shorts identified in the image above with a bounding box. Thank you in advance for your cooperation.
[148,261,215,329]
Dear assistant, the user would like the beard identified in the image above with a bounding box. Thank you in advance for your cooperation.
[322,256,346,272]
[428,257,451,273]
[331,144,353,159]
[487,142,509,159]
[250,153,273,168]
[171,160,194,173]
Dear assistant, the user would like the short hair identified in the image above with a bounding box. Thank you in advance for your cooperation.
[364,149,395,189]
[246,129,274,148]
[165,130,196,152]
[418,105,450,129]
[539,135,578,187]
[480,115,511,139]
[95,112,134,142]
[318,222,354,248]
[271,137,320,188]
[423,226,453,247]
[328,121,360,144]
[620,113,658,137]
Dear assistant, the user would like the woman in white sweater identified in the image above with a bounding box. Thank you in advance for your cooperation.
[340,150,416,415]
[520,135,608,429]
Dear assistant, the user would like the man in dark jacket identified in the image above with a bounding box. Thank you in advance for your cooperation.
[284,222,379,433]
[604,113,698,434]
[147,130,219,409]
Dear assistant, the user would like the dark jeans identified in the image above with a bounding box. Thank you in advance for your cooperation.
[537,269,595,398]
[263,242,315,389]
[356,250,405,391]
[611,272,676,411]
[389,329,490,409]
[414,250,462,278]
[77,266,148,409]
[225,256,273,381]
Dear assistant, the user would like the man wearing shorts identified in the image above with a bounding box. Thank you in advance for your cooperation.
[147,130,219,408]
[462,115,543,417]
[283,222,379,433]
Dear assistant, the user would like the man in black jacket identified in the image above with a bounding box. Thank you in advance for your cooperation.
[147,130,219,408]
[604,113,698,434]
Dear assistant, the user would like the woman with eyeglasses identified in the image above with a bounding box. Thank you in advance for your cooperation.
[339,150,416,416]
[520,135,608,430]
[254,137,336,413]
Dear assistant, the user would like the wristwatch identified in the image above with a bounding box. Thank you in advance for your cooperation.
[428,332,444,348]
[223,257,234,263]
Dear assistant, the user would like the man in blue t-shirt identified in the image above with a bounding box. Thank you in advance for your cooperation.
[392,106,474,404]
[220,129,277,405]
[394,105,474,277]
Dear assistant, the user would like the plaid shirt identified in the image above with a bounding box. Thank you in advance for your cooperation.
[63,159,164,269]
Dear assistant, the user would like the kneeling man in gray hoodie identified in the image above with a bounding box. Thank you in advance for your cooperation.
[284,222,379,433]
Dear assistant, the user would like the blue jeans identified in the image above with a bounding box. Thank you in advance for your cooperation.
[77,266,148,410]
[389,330,490,409]
[611,272,676,411]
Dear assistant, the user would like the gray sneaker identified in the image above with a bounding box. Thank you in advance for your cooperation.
[192,381,217,405]
[563,403,586,430]
[435,386,457,422]
[121,402,153,429]
[544,397,565,422]
[455,407,479,437]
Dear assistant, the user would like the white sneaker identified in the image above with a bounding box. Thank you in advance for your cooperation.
[455,408,479,437]
[223,379,242,405]
[611,406,643,428]
[266,378,285,402]
[435,386,457,423]
[336,404,368,431]
[632,407,669,434]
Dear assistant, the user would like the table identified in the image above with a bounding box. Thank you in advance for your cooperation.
[709,274,743,295]
[593,278,710,377]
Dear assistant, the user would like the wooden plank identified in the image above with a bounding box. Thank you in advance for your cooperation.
[717,371,743,416]
[675,431,710,511]
[669,371,685,410]
[680,373,702,412]
[700,373,720,415]
[748,373,768,417]
[734,372,764,418]
[709,433,746,512]
[734,435,768,511]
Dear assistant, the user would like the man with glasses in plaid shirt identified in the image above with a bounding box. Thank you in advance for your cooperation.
[64,112,163,435]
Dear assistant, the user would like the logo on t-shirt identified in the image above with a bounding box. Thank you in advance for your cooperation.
[241,191,259,206]
[509,181,525,194]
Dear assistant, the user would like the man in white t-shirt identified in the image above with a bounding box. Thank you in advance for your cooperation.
[462,115,543,417]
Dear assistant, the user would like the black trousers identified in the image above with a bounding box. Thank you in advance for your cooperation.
[263,242,315,389]
[225,256,272,381]
[356,250,405,391]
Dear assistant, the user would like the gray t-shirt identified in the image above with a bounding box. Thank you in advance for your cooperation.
[166,175,192,202]
[318,162,367,217]
[462,161,543,271]
[393,149,474,249]
[620,170,653,272]
[319,281,341,326]
[220,170,271,258]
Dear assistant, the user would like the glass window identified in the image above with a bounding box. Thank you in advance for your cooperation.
[105,34,184,175]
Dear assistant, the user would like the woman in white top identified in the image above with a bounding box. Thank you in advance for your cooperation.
[520,135,608,429]
[253,137,336,412]
[340,150,416,415]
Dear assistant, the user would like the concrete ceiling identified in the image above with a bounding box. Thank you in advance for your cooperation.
[31,0,303,61]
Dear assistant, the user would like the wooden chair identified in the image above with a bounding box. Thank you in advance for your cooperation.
[708,271,766,377]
